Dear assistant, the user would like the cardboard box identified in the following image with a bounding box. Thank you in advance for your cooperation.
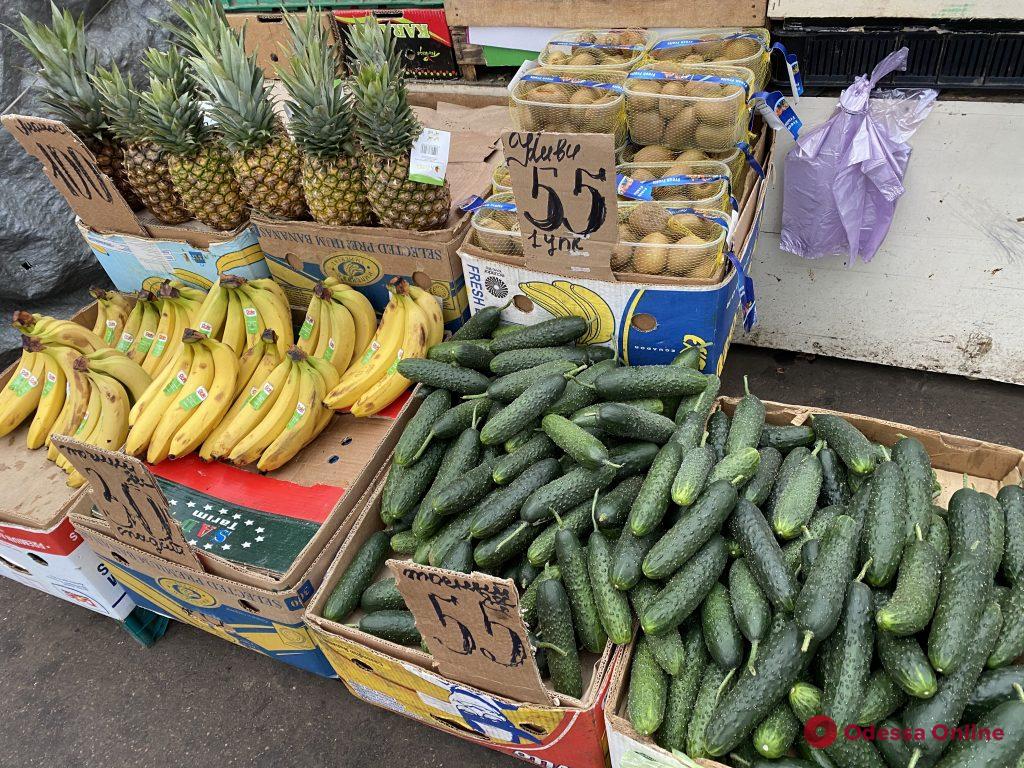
[443,0,767,28]
[305,479,615,768]
[603,397,1024,768]
[333,8,459,80]
[228,10,332,80]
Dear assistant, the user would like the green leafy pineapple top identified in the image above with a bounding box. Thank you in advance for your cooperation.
[142,47,195,98]
[91,66,146,144]
[137,77,214,159]
[166,0,232,57]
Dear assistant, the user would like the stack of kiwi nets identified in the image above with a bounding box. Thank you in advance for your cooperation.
[613,202,726,278]
[510,67,627,144]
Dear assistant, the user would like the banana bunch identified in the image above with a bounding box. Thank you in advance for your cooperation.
[125,329,240,465]
[324,278,440,418]
[138,281,207,378]
[200,346,339,472]
[116,289,159,362]
[297,279,379,376]
[12,311,108,354]
[518,280,615,345]
[192,275,294,358]
[89,288,132,347]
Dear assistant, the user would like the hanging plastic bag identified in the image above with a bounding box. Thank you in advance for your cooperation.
[779,48,937,263]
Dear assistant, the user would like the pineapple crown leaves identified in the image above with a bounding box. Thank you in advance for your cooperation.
[188,25,279,154]
[90,65,146,144]
[278,11,357,159]
[345,16,403,75]
[142,47,195,98]
[165,0,233,57]
[9,2,108,140]
[349,61,422,158]
[137,76,211,158]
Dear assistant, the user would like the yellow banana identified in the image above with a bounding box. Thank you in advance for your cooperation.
[234,329,274,400]
[167,336,240,460]
[227,356,302,466]
[553,280,614,345]
[306,354,341,394]
[82,370,130,451]
[83,349,152,404]
[147,333,214,464]
[316,285,355,375]
[221,285,247,355]
[128,299,161,363]
[26,348,66,450]
[248,277,290,310]
[46,353,90,461]
[241,280,294,354]
[238,285,265,351]
[256,357,321,472]
[90,293,109,339]
[124,344,193,457]
[194,278,228,341]
[116,292,147,355]
[408,285,444,348]
[296,291,322,354]
[61,379,101,484]
[350,291,428,418]
[329,283,377,363]
[323,288,406,411]
[90,288,130,346]
[0,346,44,437]
[12,312,107,354]
[141,295,178,376]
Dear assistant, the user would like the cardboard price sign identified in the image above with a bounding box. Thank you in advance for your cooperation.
[51,436,204,570]
[389,560,551,704]
[501,131,618,280]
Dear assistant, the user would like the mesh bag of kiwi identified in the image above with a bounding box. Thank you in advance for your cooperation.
[538,28,650,71]
[510,69,628,146]
[491,164,512,195]
[648,29,771,90]
[614,202,729,279]
[469,192,523,257]
[624,64,756,153]
[616,159,734,213]
[619,144,753,199]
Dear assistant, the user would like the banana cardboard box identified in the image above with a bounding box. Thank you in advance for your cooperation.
[305,479,616,768]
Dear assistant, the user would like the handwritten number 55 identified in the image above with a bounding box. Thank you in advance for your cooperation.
[524,166,606,236]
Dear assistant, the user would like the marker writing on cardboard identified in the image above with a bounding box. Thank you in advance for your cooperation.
[35,141,114,203]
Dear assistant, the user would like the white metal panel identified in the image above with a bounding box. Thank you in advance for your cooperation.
[747,97,1024,385]
[768,0,1024,19]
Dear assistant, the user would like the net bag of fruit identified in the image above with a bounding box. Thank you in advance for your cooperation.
[617,159,736,213]
[538,28,650,71]
[619,143,759,199]
[510,68,628,146]
[465,192,523,256]
[648,29,771,89]
[614,202,729,279]
[491,163,512,195]
[780,48,936,263]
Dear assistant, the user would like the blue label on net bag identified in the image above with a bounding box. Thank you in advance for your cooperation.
[458,196,518,213]
[727,251,757,330]
[627,69,751,94]
[770,42,804,97]
[617,173,731,202]
[652,31,766,53]
[753,91,802,139]
[736,141,766,180]
[519,73,625,93]
[550,39,644,51]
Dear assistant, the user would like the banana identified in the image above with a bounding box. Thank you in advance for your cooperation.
[350,291,429,417]
[83,349,152,404]
[553,280,614,345]
[90,288,131,346]
[12,312,107,354]
[408,285,444,348]
[247,277,291,311]
[227,355,302,467]
[129,299,161,363]
[323,287,406,411]
[83,370,130,452]
[141,294,179,376]
[46,353,90,461]
[317,286,356,374]
[238,285,265,351]
[328,283,377,364]
[0,345,45,437]
[256,356,321,472]
[306,354,341,394]
[116,292,147,355]
[194,278,229,341]
[147,333,214,464]
[296,290,322,354]
[62,375,101,468]
[171,282,210,305]
[124,343,193,457]
[167,336,240,460]
[234,329,275,400]
[26,348,66,450]
[90,293,109,339]
[241,280,294,354]
[221,285,247,355]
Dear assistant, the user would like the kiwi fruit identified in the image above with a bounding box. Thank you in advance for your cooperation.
[695,99,736,128]
[627,202,671,238]
[659,81,689,119]
[629,110,665,146]
[663,107,697,149]
[695,122,735,151]
[630,168,656,182]
[632,232,671,274]
[722,38,760,61]
[677,148,708,161]
[568,51,598,66]
[666,213,702,237]
[629,79,663,96]
[545,52,570,66]
[611,243,633,270]
[570,88,599,106]
[632,145,678,163]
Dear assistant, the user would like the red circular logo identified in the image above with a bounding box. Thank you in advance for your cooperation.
[805,715,838,749]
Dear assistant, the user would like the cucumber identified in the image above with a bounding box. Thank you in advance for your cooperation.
[520,565,559,629]
[395,358,490,394]
[595,364,708,400]
[927,512,950,565]
[627,582,684,676]
[967,666,1024,718]
[628,441,684,536]
[474,521,538,570]
[595,476,644,529]
[790,683,888,768]
[856,670,906,725]
[485,359,579,403]
[860,461,908,587]
[729,499,800,612]
[537,576,583,698]
[430,459,496,516]
[413,425,483,539]
[427,341,494,371]
[481,375,568,446]
[641,536,729,636]
[821,578,873,729]
[611,526,660,591]
[359,610,422,645]
[729,558,771,670]
[429,398,490,442]
[542,413,613,469]
[324,531,390,622]
[892,436,934,541]
[655,625,707,750]
[672,342,705,369]
[800,538,820,576]
[702,582,744,670]
[727,376,766,455]
[743,447,783,506]
[595,402,677,444]
[811,414,877,476]
[440,539,474,572]
[877,628,938,699]
[587,529,632,644]
[489,345,611,375]
[983,491,1006,580]
[675,374,720,423]
[546,357,618,417]
[412,539,431,565]
[709,446,762,488]
[428,513,474,566]
[876,720,916,768]
[527,499,592,567]
[688,663,733,759]
[492,434,558,485]
[390,529,419,554]
[489,316,588,354]
[360,577,406,612]
[572,399,664,428]
[760,424,816,451]
[708,410,730,461]
[928,487,993,674]
[753,704,800,759]
[704,619,807,756]
[555,522,606,653]
[875,530,941,636]
[771,444,824,540]
[670,408,708,450]
[628,636,669,736]
[469,458,562,538]
[934,692,1024,768]
[520,463,617,524]
[998,485,1024,584]
[671,443,715,506]
[451,304,504,340]
[380,441,448,524]
[644,480,738,580]
[987,580,1024,668]
[504,560,540,591]
[795,515,861,650]
[610,441,662,480]
[393,389,451,467]
[818,446,850,507]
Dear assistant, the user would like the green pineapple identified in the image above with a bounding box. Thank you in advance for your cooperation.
[348,20,450,231]
[166,0,233,56]
[12,2,141,208]
[189,26,307,220]
[92,64,191,225]
[279,13,370,227]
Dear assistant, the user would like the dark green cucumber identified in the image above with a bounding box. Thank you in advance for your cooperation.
[572,399,663,428]
[412,539,431,565]
[729,558,771,670]
[393,389,451,466]
[641,535,729,636]
[789,682,887,768]
[413,426,483,540]
[860,462,908,587]
[927,512,950,565]
[390,529,419,554]
[481,375,568,446]
[555,523,606,653]
[856,670,906,725]
[595,364,708,400]
[489,344,611,375]
[998,485,1024,585]
[474,520,538,570]
[771,444,824,540]
[628,636,669,736]
[704,618,807,756]
[489,316,588,354]
[594,476,644,529]
[743,446,783,506]
[818,446,850,507]
[846,480,872,527]
[361,577,406,612]
[675,374,720,423]
[821,578,873,729]
[892,436,934,541]
[702,582,744,670]
[537,576,583,698]
[587,529,632,644]
[644,480,737,580]
[794,515,861,650]
[708,410,730,461]
[630,581,686,675]
[687,663,734,759]
[428,513,474,566]
[485,359,578,403]
[928,487,993,674]
[430,459,496,515]
[546,358,618,416]
[611,526,660,591]
[875,531,941,636]
[876,720,915,768]
[359,610,421,645]
[983,491,1006,580]
[520,463,616,524]
[440,539,474,572]
[753,704,800,759]
[988,580,1024,668]
[878,627,938,699]
[429,398,490,441]
[656,625,707,751]
[427,341,494,371]
[324,531,390,622]
[542,413,613,469]
[451,304,504,340]
[967,666,1024,718]
[811,414,877,476]
[520,565,559,629]
[395,358,490,394]
[610,441,661,479]
[469,458,561,538]
[801,538,820,576]
[492,434,557,485]
[527,499,592,567]
[760,424,816,451]
[729,499,800,612]
[709,446,762,488]
[671,442,716,505]
[628,441,684,536]
[380,441,448,524]
[934,693,1024,768]
[595,402,677,444]
[670,409,707,450]
[503,560,540,591]
[727,376,766,455]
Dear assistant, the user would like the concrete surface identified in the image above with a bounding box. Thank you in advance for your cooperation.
[0,344,1021,768]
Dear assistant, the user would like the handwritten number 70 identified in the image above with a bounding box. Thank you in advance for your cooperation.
[524,166,607,236]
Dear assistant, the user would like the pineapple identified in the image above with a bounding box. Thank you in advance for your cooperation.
[138,77,247,231]
[166,0,233,56]
[92,64,191,225]
[279,13,371,227]
[189,26,308,220]
[13,2,141,209]
[348,20,450,231]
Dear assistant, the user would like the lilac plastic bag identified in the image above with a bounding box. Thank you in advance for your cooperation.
[779,48,936,263]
